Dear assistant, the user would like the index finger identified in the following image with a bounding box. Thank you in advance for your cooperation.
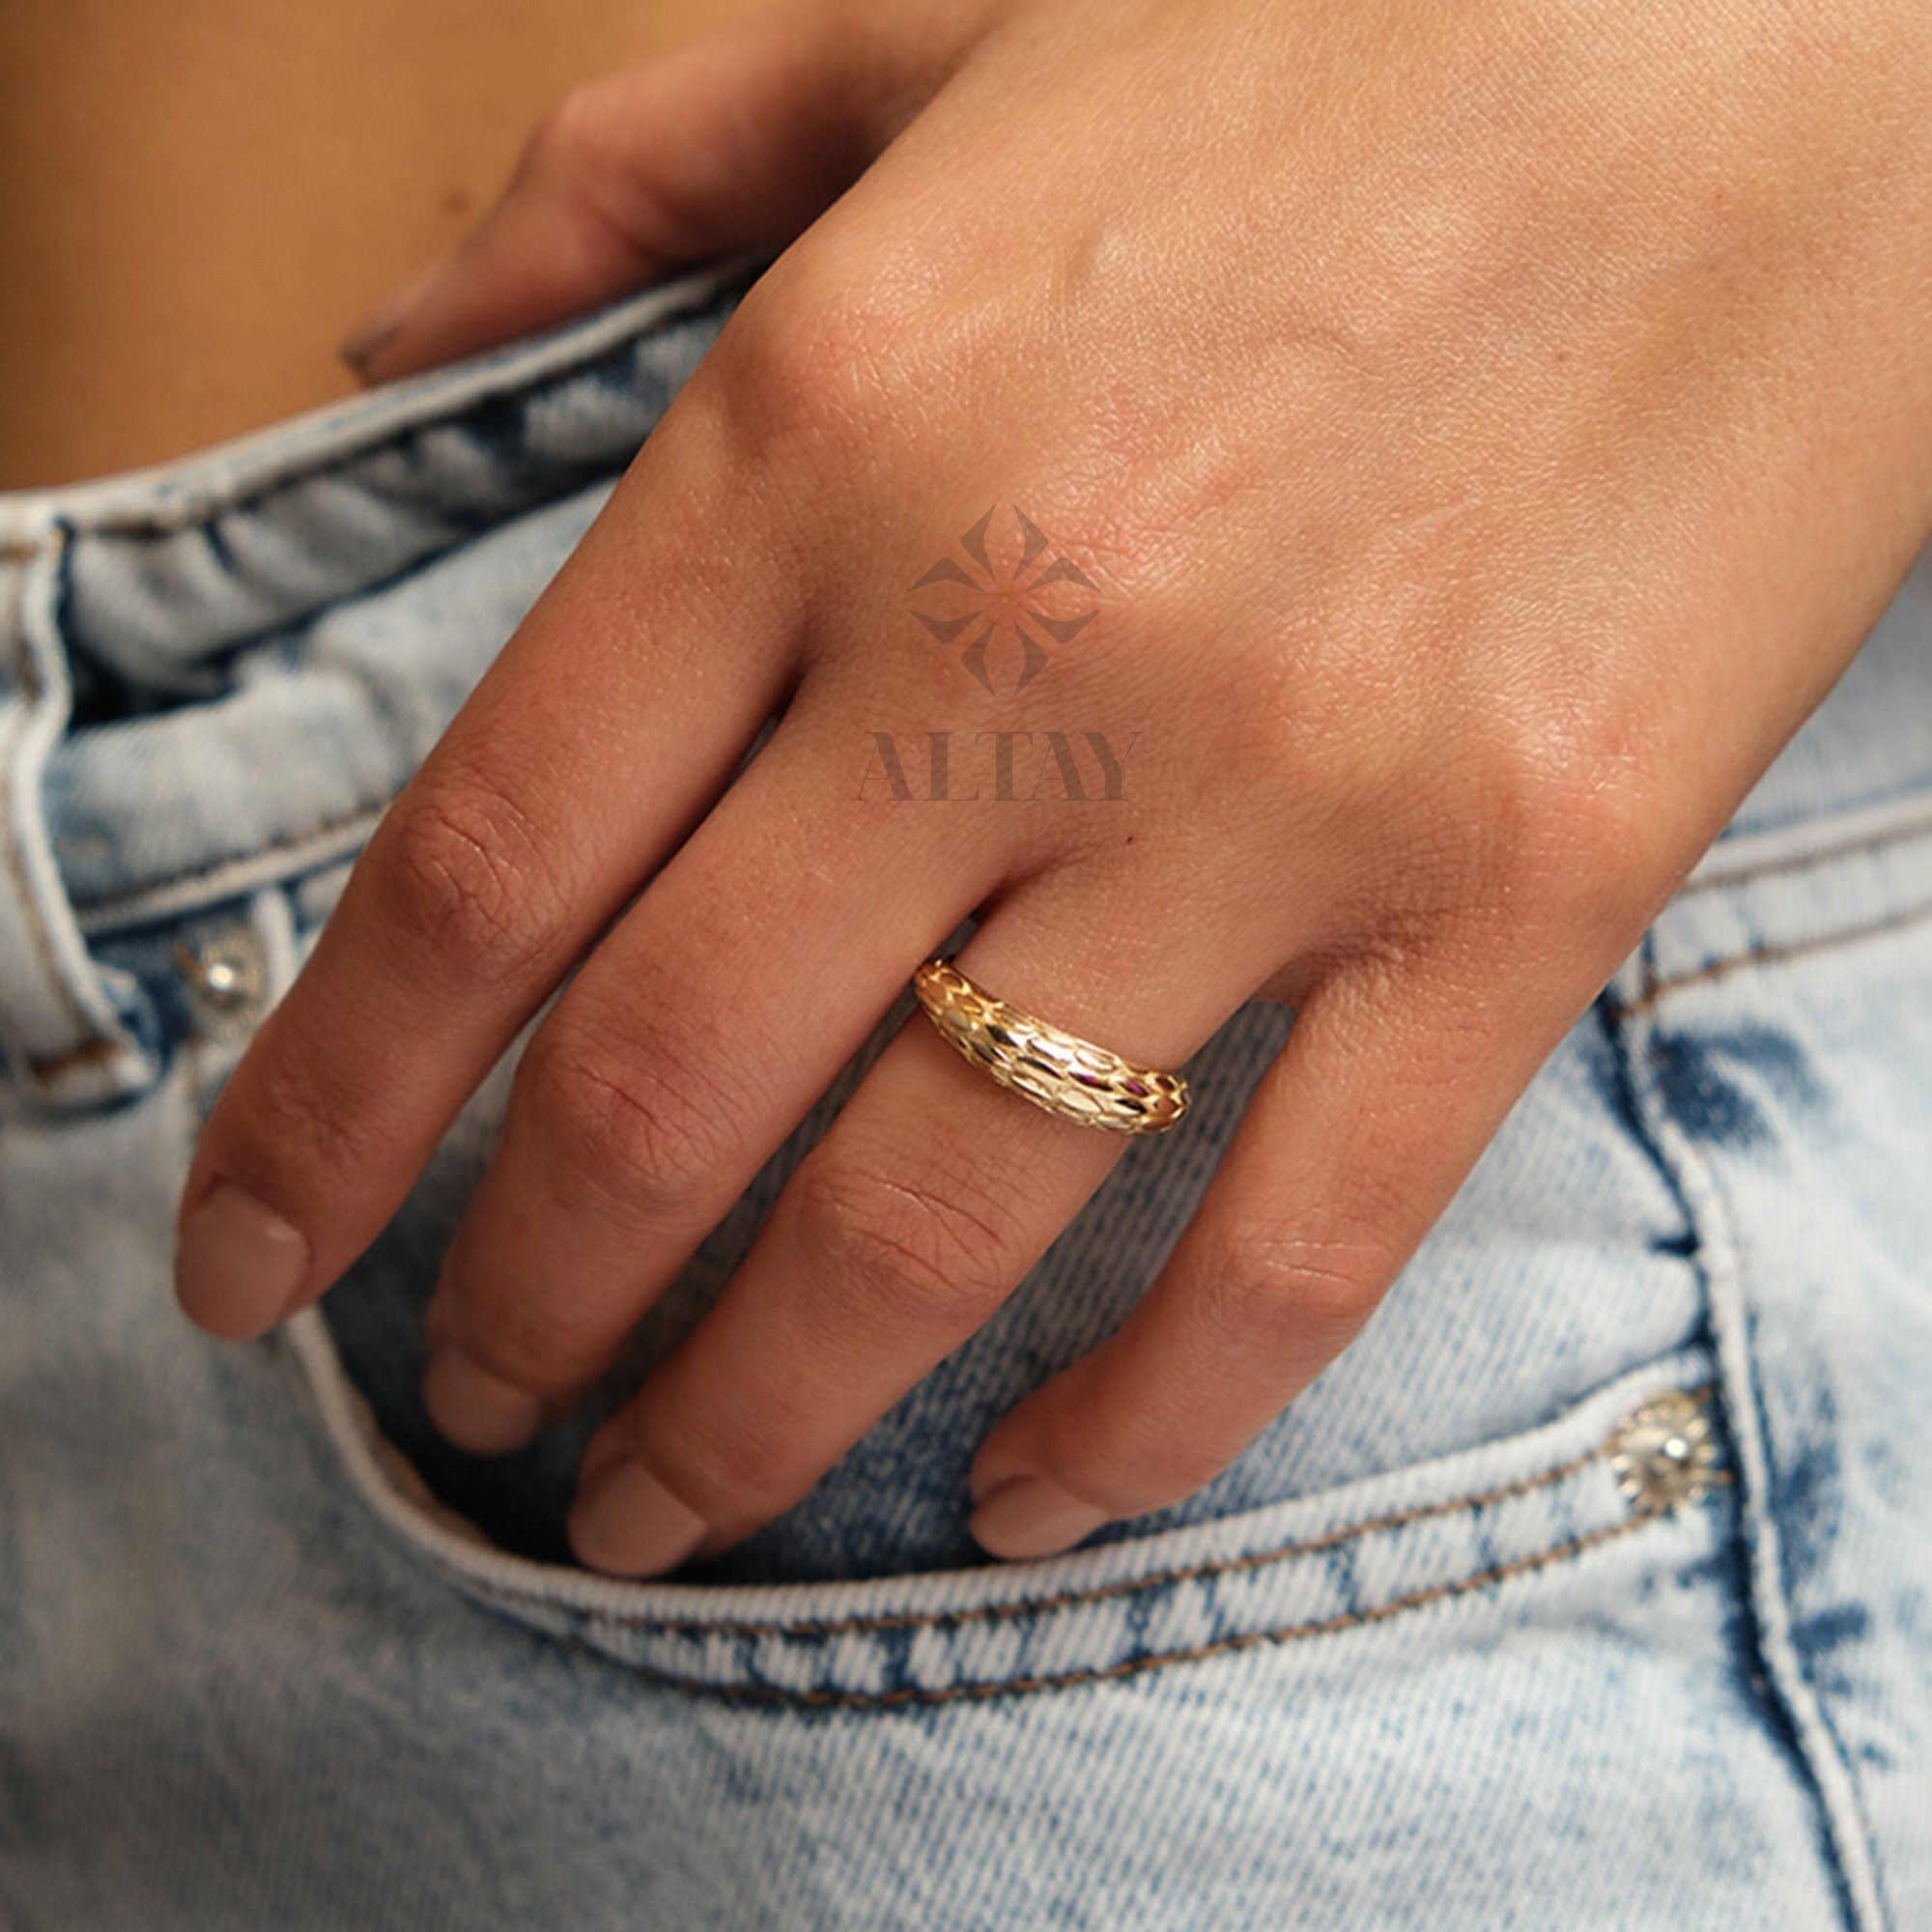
[172,385,802,1340]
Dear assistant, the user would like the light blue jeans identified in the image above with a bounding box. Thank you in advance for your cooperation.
[2,256,1928,1929]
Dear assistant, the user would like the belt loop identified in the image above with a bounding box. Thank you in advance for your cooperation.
[0,523,158,1108]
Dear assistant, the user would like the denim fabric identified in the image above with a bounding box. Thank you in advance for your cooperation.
[1,255,1927,1929]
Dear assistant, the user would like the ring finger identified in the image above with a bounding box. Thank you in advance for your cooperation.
[563,861,1288,1577]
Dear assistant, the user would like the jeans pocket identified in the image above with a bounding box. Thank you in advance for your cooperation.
[249,830,1743,1708]
[281,1300,1725,1710]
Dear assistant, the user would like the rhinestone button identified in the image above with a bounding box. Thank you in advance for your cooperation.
[1610,1388,1718,1515]
[172,926,269,1034]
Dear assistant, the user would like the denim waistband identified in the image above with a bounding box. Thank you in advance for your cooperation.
[2,247,1930,1109]
[0,254,766,1106]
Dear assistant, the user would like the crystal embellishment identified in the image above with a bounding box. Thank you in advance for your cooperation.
[173,925,269,1032]
[1610,1389,1718,1516]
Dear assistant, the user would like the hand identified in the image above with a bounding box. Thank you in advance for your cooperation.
[175,0,1932,1573]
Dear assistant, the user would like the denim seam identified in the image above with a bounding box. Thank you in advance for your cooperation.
[470,1412,1713,1639]
[1,597,105,1077]
[529,1503,1714,1711]
[19,1036,128,1082]
[1614,996,1889,1932]
[1675,799,1932,897]
[69,806,384,930]
[0,260,766,554]
[1702,1151,1895,1932]
[1615,893,1932,1020]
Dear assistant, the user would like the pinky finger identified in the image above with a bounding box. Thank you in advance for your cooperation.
[963,945,1588,1560]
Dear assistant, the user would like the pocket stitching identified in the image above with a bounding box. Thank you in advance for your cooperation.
[524,1492,1727,1711]
[477,1407,1704,1639]
[1676,792,1932,898]
[1618,893,1932,1018]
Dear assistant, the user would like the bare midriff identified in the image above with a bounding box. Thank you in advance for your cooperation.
[1,0,749,487]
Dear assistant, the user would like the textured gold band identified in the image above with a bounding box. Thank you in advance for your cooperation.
[911,958,1189,1134]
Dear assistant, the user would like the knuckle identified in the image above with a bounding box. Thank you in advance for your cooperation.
[1148,1436,1244,1506]
[1012,1367,1238,1516]
[1043,1407,1228,1516]
[450,1283,611,1395]
[1351,687,1655,945]
[515,1004,750,1223]
[707,254,917,468]
[1529,762,1658,929]
[518,77,679,264]
[219,1026,393,1199]
[1460,722,1655,937]
[372,776,557,982]
[1198,1218,1387,1350]
[669,1413,804,1520]
[1074,1427,1230,1516]
[521,78,631,192]
[787,1144,1028,1331]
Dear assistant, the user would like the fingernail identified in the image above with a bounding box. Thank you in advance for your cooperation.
[568,1458,710,1577]
[174,1181,310,1341]
[968,1475,1109,1561]
[339,258,451,375]
[421,1346,545,1455]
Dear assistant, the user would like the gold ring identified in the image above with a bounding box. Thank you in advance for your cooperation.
[911,958,1188,1134]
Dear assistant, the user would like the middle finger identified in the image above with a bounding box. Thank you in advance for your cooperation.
[417,698,1013,1451]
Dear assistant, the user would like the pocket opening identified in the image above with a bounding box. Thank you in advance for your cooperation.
[279,1309,1728,1710]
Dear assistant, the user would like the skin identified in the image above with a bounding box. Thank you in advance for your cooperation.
[0,0,753,487]
[172,0,1932,1573]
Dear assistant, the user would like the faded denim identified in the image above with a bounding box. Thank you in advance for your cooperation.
[1,255,1928,1929]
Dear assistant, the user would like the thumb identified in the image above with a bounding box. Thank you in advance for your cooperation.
[341,0,979,384]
